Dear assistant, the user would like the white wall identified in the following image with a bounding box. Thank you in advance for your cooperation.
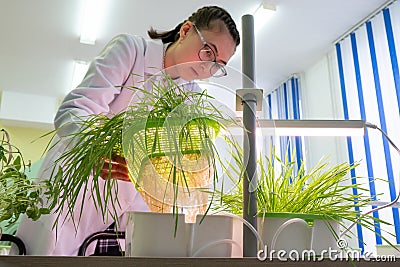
[0,91,58,129]
[298,50,349,169]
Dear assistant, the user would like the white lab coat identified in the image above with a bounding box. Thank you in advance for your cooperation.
[12,34,197,256]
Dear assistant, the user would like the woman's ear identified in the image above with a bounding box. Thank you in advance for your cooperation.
[179,21,193,41]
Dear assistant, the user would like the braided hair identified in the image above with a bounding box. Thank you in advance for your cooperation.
[148,6,240,47]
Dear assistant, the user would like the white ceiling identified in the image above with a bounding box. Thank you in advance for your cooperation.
[0,0,390,99]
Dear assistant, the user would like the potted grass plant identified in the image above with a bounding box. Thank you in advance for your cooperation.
[44,73,245,257]
[0,129,51,254]
[215,148,394,254]
[47,73,241,234]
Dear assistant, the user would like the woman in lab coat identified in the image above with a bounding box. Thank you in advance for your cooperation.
[12,5,240,256]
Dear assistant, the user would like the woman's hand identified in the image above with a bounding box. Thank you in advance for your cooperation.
[100,154,131,182]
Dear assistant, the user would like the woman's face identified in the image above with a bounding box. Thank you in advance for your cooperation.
[169,21,236,80]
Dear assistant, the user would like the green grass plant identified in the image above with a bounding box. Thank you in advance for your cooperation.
[47,74,240,229]
[215,147,395,244]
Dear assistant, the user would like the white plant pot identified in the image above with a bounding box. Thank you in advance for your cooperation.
[125,211,241,257]
[258,213,339,255]
[311,218,340,255]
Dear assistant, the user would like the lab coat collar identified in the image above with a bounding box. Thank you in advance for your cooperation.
[144,39,163,77]
[143,39,192,87]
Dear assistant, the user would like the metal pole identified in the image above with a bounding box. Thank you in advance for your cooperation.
[241,14,258,257]
[242,15,255,88]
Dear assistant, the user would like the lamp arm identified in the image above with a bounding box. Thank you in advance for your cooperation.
[340,122,400,238]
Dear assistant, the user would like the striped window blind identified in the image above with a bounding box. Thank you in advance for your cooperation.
[265,76,303,165]
[335,0,400,253]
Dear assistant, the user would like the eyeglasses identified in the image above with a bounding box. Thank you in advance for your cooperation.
[192,24,227,78]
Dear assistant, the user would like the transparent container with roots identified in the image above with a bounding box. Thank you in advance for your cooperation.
[121,63,250,223]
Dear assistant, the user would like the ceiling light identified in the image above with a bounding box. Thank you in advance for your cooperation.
[254,1,277,32]
[70,60,89,93]
[79,0,107,45]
